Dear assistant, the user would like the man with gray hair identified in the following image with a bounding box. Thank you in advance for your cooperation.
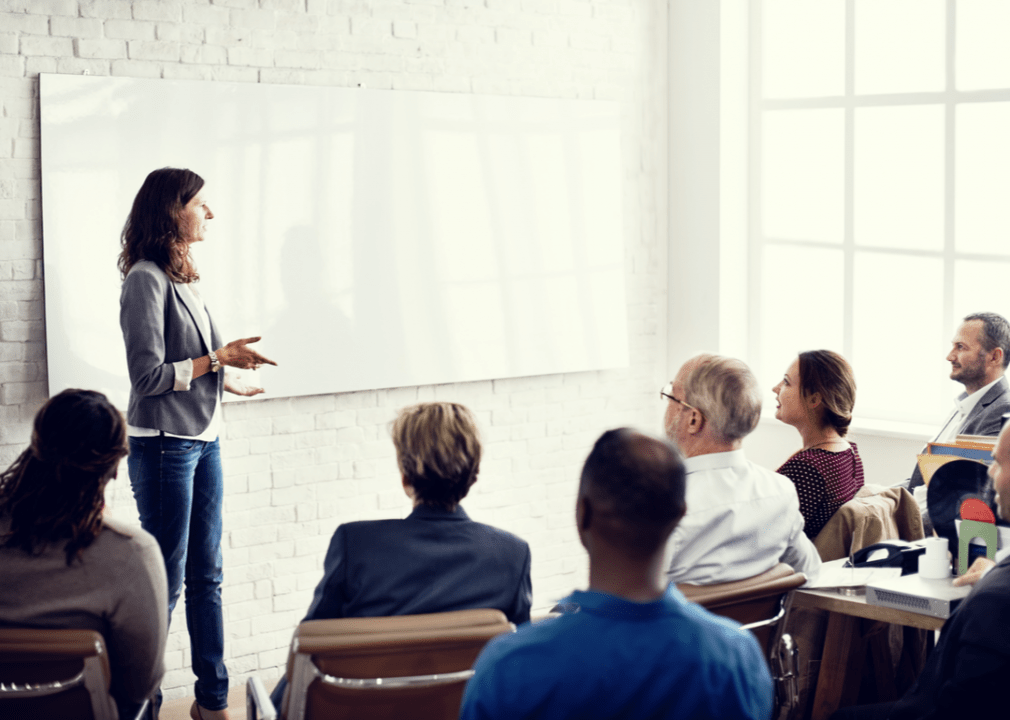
[662,353,821,585]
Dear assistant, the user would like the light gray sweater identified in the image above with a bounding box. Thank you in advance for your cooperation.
[0,513,168,710]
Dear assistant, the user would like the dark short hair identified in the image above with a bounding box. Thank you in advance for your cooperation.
[391,402,481,510]
[579,428,687,558]
[798,350,857,436]
[964,312,1010,369]
[118,167,204,283]
[0,389,128,565]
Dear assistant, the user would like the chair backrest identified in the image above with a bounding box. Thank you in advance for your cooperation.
[0,627,117,720]
[678,563,806,655]
[282,608,515,720]
[813,484,925,561]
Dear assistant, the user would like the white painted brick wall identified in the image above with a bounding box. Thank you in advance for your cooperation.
[0,0,669,702]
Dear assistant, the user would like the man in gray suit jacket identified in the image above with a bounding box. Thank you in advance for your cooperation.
[908,313,1010,497]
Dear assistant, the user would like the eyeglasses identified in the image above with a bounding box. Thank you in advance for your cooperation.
[660,382,698,412]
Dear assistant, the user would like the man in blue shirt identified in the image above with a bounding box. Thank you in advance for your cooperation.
[459,428,773,720]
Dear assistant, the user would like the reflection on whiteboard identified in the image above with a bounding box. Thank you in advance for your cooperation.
[40,74,628,406]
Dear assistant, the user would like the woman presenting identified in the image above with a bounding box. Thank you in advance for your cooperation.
[119,167,276,720]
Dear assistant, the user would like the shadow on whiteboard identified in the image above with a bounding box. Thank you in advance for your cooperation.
[40,74,629,406]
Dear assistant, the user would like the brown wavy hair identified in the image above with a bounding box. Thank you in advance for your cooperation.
[0,389,129,565]
[118,167,203,283]
[798,350,857,436]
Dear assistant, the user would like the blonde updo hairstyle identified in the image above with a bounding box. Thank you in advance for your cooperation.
[391,402,482,510]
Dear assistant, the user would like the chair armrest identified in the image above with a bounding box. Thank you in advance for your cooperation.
[246,676,277,720]
[130,697,154,720]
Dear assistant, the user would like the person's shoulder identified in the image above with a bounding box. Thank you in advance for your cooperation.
[468,519,530,550]
[676,597,762,651]
[986,376,1010,407]
[476,613,573,666]
[749,456,804,494]
[123,260,168,288]
[666,604,771,694]
[337,518,401,537]
[99,516,161,555]
[777,450,819,473]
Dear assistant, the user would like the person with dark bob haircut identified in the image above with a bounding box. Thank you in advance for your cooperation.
[773,350,864,538]
[0,389,168,720]
[119,167,277,720]
[270,402,532,713]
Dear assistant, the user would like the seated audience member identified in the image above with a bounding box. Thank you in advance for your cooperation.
[907,313,1010,522]
[271,402,531,709]
[832,420,1010,720]
[0,389,168,719]
[773,350,864,538]
[663,353,821,585]
[459,428,773,720]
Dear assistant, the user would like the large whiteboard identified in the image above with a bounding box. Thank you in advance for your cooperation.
[40,74,628,406]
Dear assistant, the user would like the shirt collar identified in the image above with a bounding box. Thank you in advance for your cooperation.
[955,376,1002,416]
[407,504,470,521]
[557,588,677,620]
[683,448,748,474]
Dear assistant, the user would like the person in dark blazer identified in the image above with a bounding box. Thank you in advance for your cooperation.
[907,314,1010,523]
[831,419,1010,720]
[119,168,276,720]
[271,401,532,711]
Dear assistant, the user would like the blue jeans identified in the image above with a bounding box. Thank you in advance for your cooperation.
[128,435,229,711]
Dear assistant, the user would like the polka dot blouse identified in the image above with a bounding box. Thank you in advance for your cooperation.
[776,443,865,539]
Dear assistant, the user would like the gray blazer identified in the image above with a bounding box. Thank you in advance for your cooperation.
[908,375,1010,490]
[120,260,223,436]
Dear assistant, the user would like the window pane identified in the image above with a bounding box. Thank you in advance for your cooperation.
[758,244,844,391]
[854,105,944,250]
[852,253,946,422]
[762,109,844,243]
[953,259,1010,325]
[762,0,845,99]
[854,0,945,94]
[955,102,1010,256]
[957,0,1010,90]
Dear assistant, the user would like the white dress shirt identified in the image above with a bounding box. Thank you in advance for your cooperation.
[665,449,821,586]
[933,376,1002,444]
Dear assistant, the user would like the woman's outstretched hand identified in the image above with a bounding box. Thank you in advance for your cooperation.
[224,375,265,397]
[216,336,277,371]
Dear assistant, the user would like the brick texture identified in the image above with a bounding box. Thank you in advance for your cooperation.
[0,0,668,702]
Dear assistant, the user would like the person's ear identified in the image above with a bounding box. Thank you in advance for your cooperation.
[401,474,415,499]
[806,391,822,411]
[687,408,704,435]
[991,347,1004,369]
[577,496,592,532]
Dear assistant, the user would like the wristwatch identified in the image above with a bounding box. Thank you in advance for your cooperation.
[208,350,222,373]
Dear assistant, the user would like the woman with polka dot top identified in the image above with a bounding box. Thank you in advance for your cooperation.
[772,350,864,539]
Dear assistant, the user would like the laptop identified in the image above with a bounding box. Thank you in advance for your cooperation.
[866,574,971,620]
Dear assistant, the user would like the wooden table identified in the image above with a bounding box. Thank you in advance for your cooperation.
[792,588,944,720]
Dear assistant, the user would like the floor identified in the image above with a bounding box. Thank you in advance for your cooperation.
[159,680,279,720]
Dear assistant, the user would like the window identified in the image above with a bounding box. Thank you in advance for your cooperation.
[745,0,1010,427]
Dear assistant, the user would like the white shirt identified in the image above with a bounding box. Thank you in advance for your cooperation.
[665,449,822,586]
[933,376,1002,443]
